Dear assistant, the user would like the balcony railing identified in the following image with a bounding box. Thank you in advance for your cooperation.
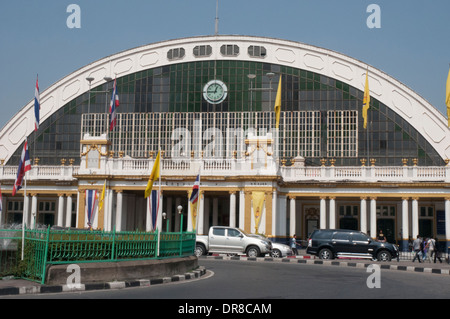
[280,165,450,182]
[1,159,450,183]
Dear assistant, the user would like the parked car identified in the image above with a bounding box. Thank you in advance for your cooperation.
[270,242,293,258]
[249,234,293,258]
[195,226,272,257]
[306,229,399,261]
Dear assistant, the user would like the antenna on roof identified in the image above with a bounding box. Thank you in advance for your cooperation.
[215,0,219,35]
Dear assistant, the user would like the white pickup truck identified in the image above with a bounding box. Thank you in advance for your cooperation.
[195,226,272,257]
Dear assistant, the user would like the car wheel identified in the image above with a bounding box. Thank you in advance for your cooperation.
[271,249,282,258]
[377,250,392,261]
[318,248,333,260]
[194,244,205,257]
[246,246,261,257]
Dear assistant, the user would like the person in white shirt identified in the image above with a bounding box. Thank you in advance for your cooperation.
[424,238,434,262]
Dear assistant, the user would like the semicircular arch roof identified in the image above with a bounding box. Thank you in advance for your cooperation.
[1,35,449,163]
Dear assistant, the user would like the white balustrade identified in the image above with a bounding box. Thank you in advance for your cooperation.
[1,159,449,183]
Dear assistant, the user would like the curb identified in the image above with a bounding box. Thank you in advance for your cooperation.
[0,267,207,296]
[201,255,450,275]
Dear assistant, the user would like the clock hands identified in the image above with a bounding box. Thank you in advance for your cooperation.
[203,80,227,104]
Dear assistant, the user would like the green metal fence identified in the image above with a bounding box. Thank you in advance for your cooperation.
[0,227,196,284]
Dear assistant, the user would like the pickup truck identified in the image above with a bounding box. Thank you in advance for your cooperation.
[195,226,272,257]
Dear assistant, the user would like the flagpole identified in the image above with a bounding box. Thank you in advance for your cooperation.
[196,167,201,234]
[156,149,162,256]
[21,168,27,260]
[364,67,370,164]
[367,68,370,164]
[367,113,370,164]
[34,76,36,163]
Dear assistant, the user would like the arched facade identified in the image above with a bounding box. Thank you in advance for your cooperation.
[1,35,450,252]
[1,35,449,166]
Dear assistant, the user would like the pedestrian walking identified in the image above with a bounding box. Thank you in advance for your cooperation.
[426,237,436,263]
[290,234,298,255]
[422,238,429,262]
[412,235,422,263]
[433,238,443,263]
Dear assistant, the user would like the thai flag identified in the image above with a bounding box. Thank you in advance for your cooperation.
[148,190,159,231]
[109,78,119,131]
[34,75,40,131]
[189,174,200,204]
[85,190,98,228]
[12,139,32,196]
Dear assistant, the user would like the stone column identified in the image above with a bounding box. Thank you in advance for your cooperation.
[115,190,123,231]
[320,197,326,229]
[57,194,65,227]
[412,197,419,239]
[30,194,37,229]
[244,191,252,233]
[107,189,113,231]
[229,191,236,227]
[272,190,277,236]
[370,197,377,239]
[401,197,409,251]
[289,195,296,236]
[239,190,245,229]
[65,194,73,228]
[360,197,367,234]
[329,197,336,229]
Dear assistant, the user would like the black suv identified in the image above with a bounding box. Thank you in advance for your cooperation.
[306,229,399,261]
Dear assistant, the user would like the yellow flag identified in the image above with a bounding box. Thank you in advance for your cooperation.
[274,76,282,129]
[145,151,160,198]
[252,191,265,233]
[98,181,106,210]
[190,200,198,231]
[446,66,450,127]
[363,69,370,129]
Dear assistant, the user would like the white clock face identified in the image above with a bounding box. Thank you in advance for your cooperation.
[203,80,227,104]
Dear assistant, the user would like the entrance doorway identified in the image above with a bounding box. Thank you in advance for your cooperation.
[304,206,319,239]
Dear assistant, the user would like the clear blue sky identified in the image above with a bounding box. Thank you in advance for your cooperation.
[0,0,449,130]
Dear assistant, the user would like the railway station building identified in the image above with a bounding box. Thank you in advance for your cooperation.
[1,35,450,251]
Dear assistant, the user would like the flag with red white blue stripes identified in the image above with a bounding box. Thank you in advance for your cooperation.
[109,78,119,131]
[189,174,200,204]
[34,75,40,131]
[12,139,31,196]
[148,190,159,231]
[85,189,98,228]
